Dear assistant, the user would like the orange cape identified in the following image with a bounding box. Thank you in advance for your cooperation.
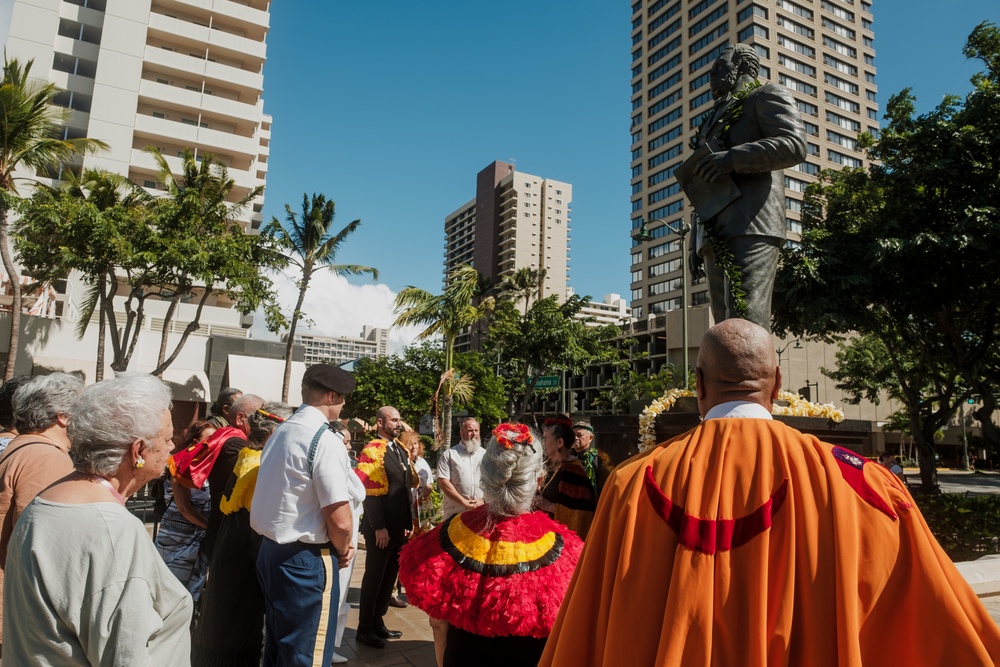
[539,418,1000,667]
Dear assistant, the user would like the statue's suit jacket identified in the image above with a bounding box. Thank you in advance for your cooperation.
[694,82,807,251]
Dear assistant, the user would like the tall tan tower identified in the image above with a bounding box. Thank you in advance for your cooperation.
[445,160,572,301]
[628,0,877,320]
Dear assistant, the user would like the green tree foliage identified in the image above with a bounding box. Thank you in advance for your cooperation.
[594,362,690,415]
[394,265,495,450]
[342,342,506,443]
[16,158,286,378]
[17,170,147,380]
[147,148,284,375]
[487,294,618,420]
[267,193,377,402]
[0,56,106,379]
[773,22,1000,491]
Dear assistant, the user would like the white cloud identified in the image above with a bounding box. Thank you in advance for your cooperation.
[251,269,424,354]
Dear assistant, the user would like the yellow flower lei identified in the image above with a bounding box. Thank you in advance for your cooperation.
[638,388,696,452]
[638,389,845,452]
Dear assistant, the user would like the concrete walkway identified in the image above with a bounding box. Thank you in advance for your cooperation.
[334,540,436,666]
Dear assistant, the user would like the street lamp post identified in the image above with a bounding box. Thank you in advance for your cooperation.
[637,217,692,389]
[775,339,801,391]
[961,399,970,471]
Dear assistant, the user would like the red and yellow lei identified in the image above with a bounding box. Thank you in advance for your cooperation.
[355,438,391,496]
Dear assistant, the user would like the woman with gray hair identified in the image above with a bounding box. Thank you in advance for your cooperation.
[399,422,585,667]
[0,371,84,652]
[3,373,192,666]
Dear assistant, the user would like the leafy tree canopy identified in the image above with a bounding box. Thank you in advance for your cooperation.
[773,21,1000,489]
[486,294,618,419]
[342,342,507,444]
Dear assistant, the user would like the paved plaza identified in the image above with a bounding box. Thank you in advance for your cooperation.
[147,469,1000,666]
[335,540,435,666]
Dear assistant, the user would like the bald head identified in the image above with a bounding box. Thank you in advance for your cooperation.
[376,406,403,440]
[696,319,781,415]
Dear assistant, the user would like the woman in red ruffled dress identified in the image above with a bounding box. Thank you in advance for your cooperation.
[398,422,584,667]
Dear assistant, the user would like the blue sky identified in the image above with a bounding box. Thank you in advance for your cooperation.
[256,1,998,344]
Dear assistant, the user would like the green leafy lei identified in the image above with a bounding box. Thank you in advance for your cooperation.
[691,79,761,320]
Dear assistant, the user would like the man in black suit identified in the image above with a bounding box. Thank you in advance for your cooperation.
[688,43,808,330]
[355,406,414,649]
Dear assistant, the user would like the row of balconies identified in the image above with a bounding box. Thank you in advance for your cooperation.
[152,0,269,31]
[147,11,266,66]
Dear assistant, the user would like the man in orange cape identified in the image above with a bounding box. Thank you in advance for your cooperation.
[540,319,1000,667]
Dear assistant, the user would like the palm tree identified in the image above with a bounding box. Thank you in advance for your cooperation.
[57,169,147,381]
[267,193,377,402]
[0,57,106,379]
[394,264,495,450]
[147,147,264,376]
[499,267,546,313]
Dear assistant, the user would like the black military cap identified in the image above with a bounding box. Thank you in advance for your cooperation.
[302,364,356,395]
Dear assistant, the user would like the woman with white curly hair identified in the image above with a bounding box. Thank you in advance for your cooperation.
[3,373,192,667]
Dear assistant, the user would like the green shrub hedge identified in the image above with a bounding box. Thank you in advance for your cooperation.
[914,493,1000,562]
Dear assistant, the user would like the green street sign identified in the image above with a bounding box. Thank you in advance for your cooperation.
[534,376,560,389]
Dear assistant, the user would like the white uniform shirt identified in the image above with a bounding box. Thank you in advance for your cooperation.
[436,444,486,520]
[250,404,352,544]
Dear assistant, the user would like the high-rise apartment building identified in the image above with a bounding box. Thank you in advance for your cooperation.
[1,0,270,230]
[445,160,572,301]
[287,326,390,368]
[628,0,877,319]
[0,0,274,403]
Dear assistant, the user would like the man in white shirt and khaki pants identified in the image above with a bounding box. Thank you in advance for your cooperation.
[250,364,356,667]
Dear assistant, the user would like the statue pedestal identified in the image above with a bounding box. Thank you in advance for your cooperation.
[590,411,875,492]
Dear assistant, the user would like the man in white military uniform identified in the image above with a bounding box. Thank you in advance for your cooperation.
[250,364,356,667]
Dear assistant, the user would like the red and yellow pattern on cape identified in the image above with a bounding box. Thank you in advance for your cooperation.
[539,418,1000,667]
[354,438,390,496]
[399,505,583,638]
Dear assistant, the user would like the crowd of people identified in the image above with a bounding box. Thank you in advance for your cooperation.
[0,319,998,665]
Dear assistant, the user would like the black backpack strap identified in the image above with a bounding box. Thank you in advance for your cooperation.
[306,424,329,478]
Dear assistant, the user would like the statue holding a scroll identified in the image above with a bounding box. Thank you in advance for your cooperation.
[675,44,807,330]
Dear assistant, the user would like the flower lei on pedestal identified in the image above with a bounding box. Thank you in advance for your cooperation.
[638,388,845,452]
[638,388,696,452]
[690,79,762,321]
[771,390,846,422]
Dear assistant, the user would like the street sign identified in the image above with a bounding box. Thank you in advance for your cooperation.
[534,375,560,389]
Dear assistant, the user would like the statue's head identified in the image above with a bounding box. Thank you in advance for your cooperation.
[710,44,760,100]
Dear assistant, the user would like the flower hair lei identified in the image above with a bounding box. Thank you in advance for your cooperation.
[493,423,532,450]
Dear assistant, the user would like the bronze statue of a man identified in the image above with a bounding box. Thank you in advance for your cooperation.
[679,44,807,330]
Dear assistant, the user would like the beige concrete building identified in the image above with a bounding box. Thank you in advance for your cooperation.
[287,326,390,368]
[445,161,572,301]
[0,0,276,408]
[1,0,271,230]
[571,291,634,327]
[628,0,877,318]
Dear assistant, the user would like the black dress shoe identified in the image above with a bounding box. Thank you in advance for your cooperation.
[375,627,403,640]
[355,632,386,649]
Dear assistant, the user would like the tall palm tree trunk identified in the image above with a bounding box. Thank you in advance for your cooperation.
[95,276,107,381]
[0,210,22,381]
[282,277,309,403]
[156,295,181,378]
[439,336,456,451]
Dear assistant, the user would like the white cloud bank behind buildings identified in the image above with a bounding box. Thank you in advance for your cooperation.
[251,269,425,355]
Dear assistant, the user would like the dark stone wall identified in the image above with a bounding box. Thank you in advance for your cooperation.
[591,411,876,491]
[205,335,303,398]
